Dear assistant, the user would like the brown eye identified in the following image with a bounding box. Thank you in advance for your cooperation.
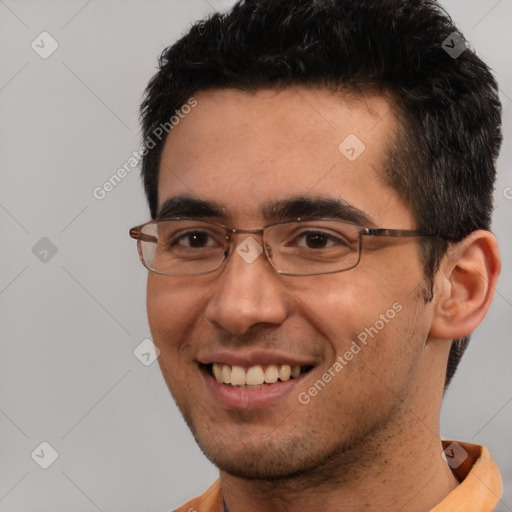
[173,231,217,248]
[303,233,330,248]
[292,230,349,249]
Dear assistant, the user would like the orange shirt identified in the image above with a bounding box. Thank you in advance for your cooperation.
[174,441,502,512]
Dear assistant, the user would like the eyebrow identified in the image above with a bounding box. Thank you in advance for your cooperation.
[262,196,375,226]
[158,196,226,220]
[157,195,375,226]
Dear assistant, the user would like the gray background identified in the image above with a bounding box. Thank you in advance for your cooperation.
[0,0,510,510]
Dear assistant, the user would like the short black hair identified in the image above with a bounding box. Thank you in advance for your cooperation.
[139,0,502,389]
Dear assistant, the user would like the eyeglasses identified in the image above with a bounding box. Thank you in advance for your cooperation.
[129,217,435,277]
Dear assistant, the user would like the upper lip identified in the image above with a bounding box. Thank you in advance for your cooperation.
[197,350,318,368]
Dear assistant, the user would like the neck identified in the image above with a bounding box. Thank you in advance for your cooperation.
[220,404,459,512]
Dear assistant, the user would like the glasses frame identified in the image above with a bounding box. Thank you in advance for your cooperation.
[129,217,436,277]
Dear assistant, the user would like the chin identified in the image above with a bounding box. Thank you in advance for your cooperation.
[190,422,349,482]
[203,445,315,481]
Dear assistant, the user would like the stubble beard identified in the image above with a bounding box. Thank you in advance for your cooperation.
[177,396,402,490]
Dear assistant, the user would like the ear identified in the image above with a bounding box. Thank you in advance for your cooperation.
[429,230,501,340]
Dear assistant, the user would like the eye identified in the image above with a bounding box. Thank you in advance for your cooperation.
[172,230,219,248]
[297,231,334,249]
[293,230,350,249]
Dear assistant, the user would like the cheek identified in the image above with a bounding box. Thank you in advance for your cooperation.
[288,271,398,338]
[289,264,425,371]
[146,277,209,406]
[147,277,175,336]
[146,275,205,352]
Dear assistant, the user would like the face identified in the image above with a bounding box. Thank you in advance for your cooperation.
[147,87,434,480]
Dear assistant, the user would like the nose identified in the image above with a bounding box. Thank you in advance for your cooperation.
[204,235,290,336]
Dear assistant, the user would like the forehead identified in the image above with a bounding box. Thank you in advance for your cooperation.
[157,87,412,227]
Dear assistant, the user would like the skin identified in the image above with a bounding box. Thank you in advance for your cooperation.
[146,87,500,511]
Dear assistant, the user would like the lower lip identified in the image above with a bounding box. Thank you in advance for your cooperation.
[201,367,309,409]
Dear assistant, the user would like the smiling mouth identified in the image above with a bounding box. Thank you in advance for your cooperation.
[202,363,314,389]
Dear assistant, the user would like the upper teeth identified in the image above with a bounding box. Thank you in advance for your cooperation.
[212,363,302,386]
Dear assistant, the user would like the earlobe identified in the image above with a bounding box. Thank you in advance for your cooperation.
[429,230,501,340]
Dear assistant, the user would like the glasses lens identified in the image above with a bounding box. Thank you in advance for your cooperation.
[139,220,226,275]
[266,220,361,275]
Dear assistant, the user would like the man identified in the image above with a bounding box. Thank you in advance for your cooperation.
[129,0,503,510]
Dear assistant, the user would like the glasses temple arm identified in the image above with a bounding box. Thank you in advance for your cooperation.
[129,228,158,243]
[362,228,437,238]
